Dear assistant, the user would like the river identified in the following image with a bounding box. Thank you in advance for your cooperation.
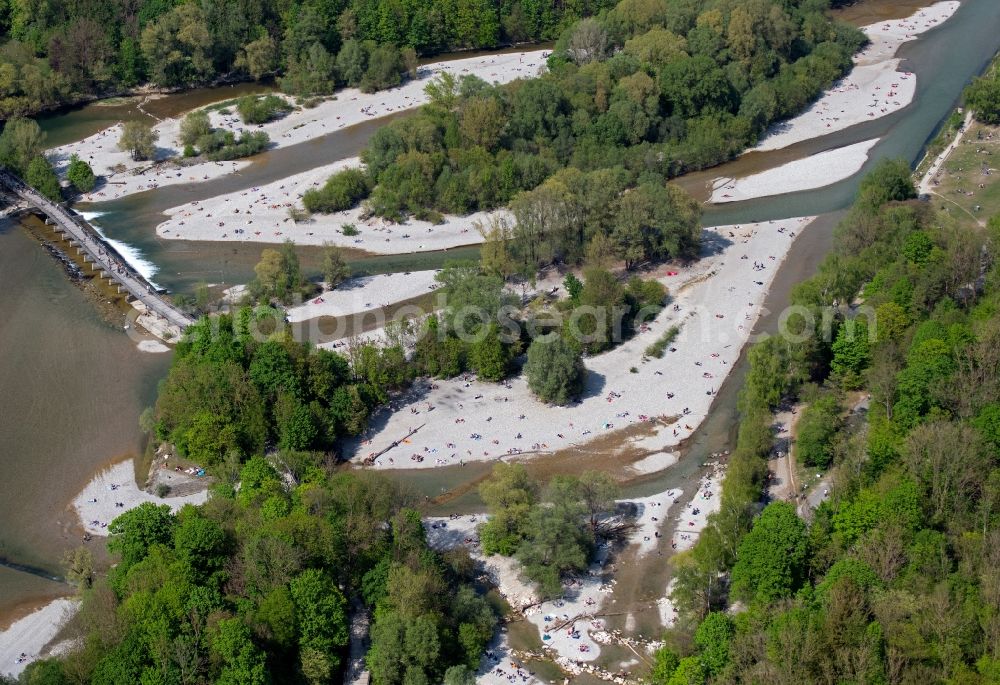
[0,219,170,617]
[1,0,997,621]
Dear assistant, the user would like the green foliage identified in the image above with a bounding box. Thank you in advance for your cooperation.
[26,155,61,201]
[965,68,1000,125]
[48,453,491,684]
[155,312,379,463]
[730,502,808,605]
[857,158,916,208]
[646,324,681,358]
[202,130,270,161]
[253,240,304,302]
[563,273,583,301]
[672,153,1000,683]
[66,154,96,192]
[830,320,871,389]
[479,467,617,598]
[796,394,841,467]
[290,569,349,681]
[693,612,734,677]
[346,2,855,233]
[118,121,157,161]
[106,502,175,573]
[321,243,351,288]
[179,110,212,147]
[0,117,46,175]
[478,463,537,556]
[525,335,585,405]
[303,168,371,213]
[237,94,293,124]
[667,656,707,685]
[651,647,681,684]
[0,0,615,121]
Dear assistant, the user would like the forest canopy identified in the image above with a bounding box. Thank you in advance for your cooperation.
[0,0,617,117]
[300,0,863,271]
[653,159,1000,684]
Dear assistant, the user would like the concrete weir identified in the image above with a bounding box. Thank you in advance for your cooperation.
[1,170,194,330]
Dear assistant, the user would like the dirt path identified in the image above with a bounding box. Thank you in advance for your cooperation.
[768,405,802,504]
[917,110,987,226]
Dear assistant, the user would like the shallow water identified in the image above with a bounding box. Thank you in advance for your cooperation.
[76,0,1000,295]
[37,82,275,149]
[2,0,997,620]
[0,221,169,618]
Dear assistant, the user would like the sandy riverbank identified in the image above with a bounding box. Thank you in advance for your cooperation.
[157,157,510,251]
[754,1,961,152]
[286,270,441,323]
[0,598,77,679]
[425,486,683,677]
[72,459,208,536]
[48,51,547,203]
[347,217,815,470]
[656,465,725,628]
[711,138,879,203]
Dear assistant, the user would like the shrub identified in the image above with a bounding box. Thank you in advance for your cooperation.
[645,325,681,358]
[204,131,270,161]
[237,94,293,125]
[66,154,96,192]
[302,168,371,213]
[525,336,585,405]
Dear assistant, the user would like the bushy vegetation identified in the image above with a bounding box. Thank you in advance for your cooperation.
[478,464,619,597]
[206,130,270,161]
[656,159,1000,683]
[19,465,495,685]
[965,60,1000,125]
[322,0,861,240]
[25,154,61,200]
[645,324,681,358]
[0,0,613,117]
[152,298,422,467]
[237,94,293,125]
[525,335,585,405]
[66,153,96,192]
[117,120,158,161]
[0,116,62,199]
[411,261,667,393]
[302,168,372,213]
[179,108,272,161]
[0,117,46,176]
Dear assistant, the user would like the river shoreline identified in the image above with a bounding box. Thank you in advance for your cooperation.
[3,0,996,672]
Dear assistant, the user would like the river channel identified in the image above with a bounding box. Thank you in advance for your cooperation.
[1,0,997,620]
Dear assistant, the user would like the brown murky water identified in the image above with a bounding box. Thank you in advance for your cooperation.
[4,0,998,644]
[0,220,169,618]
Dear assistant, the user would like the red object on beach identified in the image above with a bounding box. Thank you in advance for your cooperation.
[667,271,678,276]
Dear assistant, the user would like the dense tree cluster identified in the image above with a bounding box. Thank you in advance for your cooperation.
[15,464,494,685]
[0,0,613,117]
[178,109,271,161]
[412,262,665,396]
[66,153,95,192]
[965,61,1000,125]
[237,94,294,125]
[0,116,61,198]
[656,160,1000,683]
[152,307,407,465]
[477,464,619,597]
[303,0,861,240]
